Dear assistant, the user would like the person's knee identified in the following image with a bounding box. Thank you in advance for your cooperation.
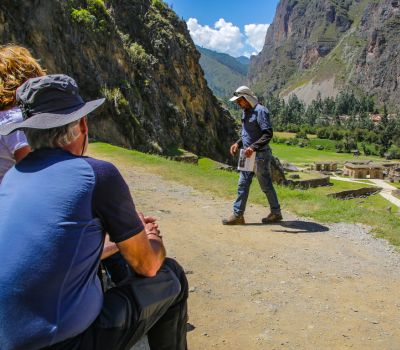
[163,258,188,301]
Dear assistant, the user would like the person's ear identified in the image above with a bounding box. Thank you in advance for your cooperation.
[79,116,88,134]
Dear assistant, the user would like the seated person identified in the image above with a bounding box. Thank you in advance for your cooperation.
[0,44,46,183]
[0,74,188,350]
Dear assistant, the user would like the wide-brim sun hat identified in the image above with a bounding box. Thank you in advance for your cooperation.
[229,85,258,107]
[0,74,105,136]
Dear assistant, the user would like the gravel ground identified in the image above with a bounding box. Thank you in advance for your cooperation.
[106,160,400,350]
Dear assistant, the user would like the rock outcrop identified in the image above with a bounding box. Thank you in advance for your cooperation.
[0,0,238,161]
[249,0,400,110]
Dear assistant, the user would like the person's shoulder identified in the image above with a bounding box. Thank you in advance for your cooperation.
[82,156,121,180]
[255,104,269,114]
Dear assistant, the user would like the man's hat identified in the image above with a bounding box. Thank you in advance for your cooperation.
[0,74,105,135]
[229,85,258,108]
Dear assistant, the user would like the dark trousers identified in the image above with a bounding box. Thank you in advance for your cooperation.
[44,258,188,350]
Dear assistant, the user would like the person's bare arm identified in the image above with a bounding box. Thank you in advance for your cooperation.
[116,213,165,277]
[101,234,119,260]
[117,229,165,277]
[14,145,31,163]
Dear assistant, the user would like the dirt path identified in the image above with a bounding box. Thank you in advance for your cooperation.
[112,161,400,350]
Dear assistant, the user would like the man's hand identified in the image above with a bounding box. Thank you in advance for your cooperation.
[117,212,166,277]
[230,143,239,156]
[244,147,254,158]
[138,212,162,239]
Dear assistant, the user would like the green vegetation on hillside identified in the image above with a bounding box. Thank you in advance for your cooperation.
[197,46,248,75]
[89,142,400,247]
[264,91,400,158]
[196,46,248,98]
[70,0,110,32]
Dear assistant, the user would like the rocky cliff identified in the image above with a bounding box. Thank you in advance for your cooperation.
[249,0,400,110]
[0,0,238,161]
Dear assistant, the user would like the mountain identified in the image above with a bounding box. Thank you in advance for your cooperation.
[236,56,251,66]
[0,0,239,161]
[196,46,248,98]
[249,0,400,110]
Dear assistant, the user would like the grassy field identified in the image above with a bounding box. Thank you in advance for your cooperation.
[270,142,381,164]
[308,138,336,151]
[273,133,380,157]
[89,142,400,247]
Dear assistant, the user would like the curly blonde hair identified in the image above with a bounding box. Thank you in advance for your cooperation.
[0,44,45,110]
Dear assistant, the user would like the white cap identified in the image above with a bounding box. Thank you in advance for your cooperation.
[229,86,258,108]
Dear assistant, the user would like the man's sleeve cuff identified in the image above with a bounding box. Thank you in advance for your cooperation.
[111,223,145,243]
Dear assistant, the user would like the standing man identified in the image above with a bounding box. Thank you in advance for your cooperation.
[222,86,282,225]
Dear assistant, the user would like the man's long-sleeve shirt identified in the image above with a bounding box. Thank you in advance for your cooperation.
[236,104,273,151]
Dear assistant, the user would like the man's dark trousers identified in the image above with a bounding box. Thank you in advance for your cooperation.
[43,258,188,350]
[233,149,281,216]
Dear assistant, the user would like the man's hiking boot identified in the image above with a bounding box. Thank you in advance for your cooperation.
[262,213,283,224]
[222,214,245,225]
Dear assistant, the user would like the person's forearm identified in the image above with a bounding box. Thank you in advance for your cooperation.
[148,236,166,264]
[101,243,119,260]
[235,138,243,148]
[250,129,273,151]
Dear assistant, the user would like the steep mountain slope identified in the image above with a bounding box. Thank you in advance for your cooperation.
[0,0,238,161]
[249,0,400,110]
[196,46,248,98]
[236,56,251,66]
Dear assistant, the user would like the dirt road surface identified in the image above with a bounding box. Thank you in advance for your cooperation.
[111,161,400,350]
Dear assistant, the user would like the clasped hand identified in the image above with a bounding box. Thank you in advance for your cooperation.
[138,212,162,238]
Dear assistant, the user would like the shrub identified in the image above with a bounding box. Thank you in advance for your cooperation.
[335,141,344,153]
[151,0,166,11]
[296,130,308,139]
[101,86,129,115]
[128,43,158,69]
[71,9,96,27]
[387,145,400,159]
[70,0,109,32]
[272,136,286,144]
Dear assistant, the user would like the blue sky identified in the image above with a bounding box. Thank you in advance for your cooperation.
[165,0,280,57]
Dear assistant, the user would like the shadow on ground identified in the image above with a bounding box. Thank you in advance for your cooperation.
[244,221,329,234]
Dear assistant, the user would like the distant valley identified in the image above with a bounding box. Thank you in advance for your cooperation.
[196,46,249,99]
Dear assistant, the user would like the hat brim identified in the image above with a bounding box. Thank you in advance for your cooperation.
[229,95,241,102]
[0,98,105,136]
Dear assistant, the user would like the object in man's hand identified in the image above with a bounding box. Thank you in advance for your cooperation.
[237,149,256,172]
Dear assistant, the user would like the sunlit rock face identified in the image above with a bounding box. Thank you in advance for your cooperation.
[0,0,239,161]
[249,0,400,111]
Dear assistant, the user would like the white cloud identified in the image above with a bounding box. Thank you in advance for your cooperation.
[244,24,270,52]
[187,18,270,58]
[187,18,244,57]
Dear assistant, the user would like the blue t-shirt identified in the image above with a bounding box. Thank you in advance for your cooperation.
[0,148,144,350]
[241,104,272,150]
